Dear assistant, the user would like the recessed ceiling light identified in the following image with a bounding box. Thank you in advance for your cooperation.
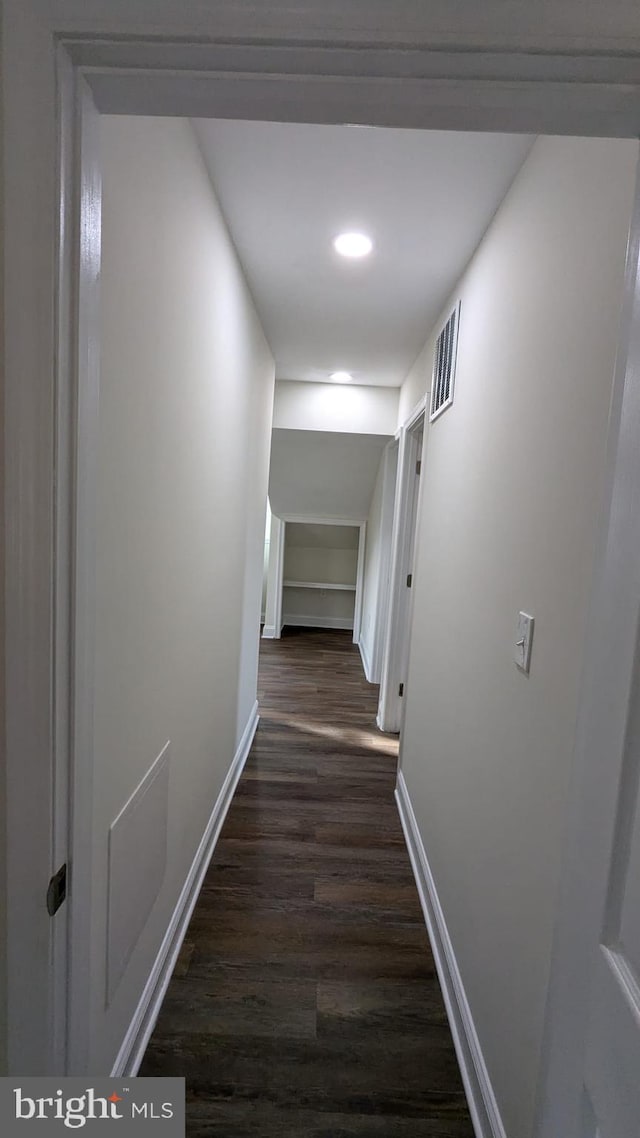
[330,371,353,383]
[333,231,373,259]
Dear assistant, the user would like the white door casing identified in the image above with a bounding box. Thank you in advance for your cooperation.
[275,516,366,642]
[262,512,285,639]
[397,422,424,729]
[377,401,426,733]
[370,439,400,684]
[5,0,640,1100]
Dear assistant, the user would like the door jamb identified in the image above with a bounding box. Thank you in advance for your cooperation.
[276,515,366,641]
[377,397,427,733]
[63,73,102,1078]
[262,511,285,639]
[370,438,400,684]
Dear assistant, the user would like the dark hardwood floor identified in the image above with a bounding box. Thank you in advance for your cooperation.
[140,627,474,1137]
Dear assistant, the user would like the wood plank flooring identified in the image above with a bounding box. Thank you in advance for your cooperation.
[140,627,474,1137]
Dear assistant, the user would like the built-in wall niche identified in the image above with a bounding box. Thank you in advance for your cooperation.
[281,520,365,640]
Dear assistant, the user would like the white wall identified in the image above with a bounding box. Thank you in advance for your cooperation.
[399,135,638,1138]
[398,343,429,427]
[273,380,398,435]
[269,429,389,520]
[92,115,274,1073]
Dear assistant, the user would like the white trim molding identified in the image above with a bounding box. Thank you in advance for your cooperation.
[378,401,426,732]
[263,512,285,640]
[281,615,353,631]
[358,637,374,683]
[370,438,400,686]
[352,521,367,646]
[278,513,366,526]
[395,771,507,1138]
[110,700,259,1077]
[404,393,429,433]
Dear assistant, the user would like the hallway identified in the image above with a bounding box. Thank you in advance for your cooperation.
[140,629,474,1136]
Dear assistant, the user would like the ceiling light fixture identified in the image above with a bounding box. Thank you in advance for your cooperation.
[333,231,373,259]
[330,371,353,383]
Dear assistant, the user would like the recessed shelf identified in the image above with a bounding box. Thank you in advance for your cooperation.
[283,580,356,591]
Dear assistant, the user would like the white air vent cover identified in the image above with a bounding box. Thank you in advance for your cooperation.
[430,301,460,422]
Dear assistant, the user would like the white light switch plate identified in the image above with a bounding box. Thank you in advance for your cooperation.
[515,611,534,673]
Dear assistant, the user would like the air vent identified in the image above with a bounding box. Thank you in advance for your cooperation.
[430,301,460,422]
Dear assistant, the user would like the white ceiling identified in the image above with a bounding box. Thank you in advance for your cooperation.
[194,119,533,387]
[269,430,389,519]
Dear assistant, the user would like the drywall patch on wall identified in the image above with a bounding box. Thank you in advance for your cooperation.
[107,742,170,1006]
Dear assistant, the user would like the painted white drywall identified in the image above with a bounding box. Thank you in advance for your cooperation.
[399,135,639,1138]
[92,115,274,1073]
[269,429,389,520]
[398,344,430,428]
[273,380,398,435]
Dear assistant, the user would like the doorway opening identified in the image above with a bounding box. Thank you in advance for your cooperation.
[6,19,640,1138]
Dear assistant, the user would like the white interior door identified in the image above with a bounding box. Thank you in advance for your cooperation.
[536,167,640,1138]
[580,696,640,1137]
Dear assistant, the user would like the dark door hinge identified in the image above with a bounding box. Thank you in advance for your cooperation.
[406,573,412,588]
[398,683,404,697]
[416,460,421,476]
[47,863,67,916]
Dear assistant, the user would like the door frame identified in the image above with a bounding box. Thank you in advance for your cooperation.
[377,398,426,733]
[370,438,400,684]
[5,0,640,1103]
[262,511,286,639]
[275,515,366,643]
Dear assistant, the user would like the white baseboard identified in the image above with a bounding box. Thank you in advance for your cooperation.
[395,771,507,1138]
[359,636,374,683]
[261,624,277,638]
[281,615,353,630]
[111,700,260,1077]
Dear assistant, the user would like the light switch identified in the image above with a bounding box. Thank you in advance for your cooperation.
[515,611,534,673]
